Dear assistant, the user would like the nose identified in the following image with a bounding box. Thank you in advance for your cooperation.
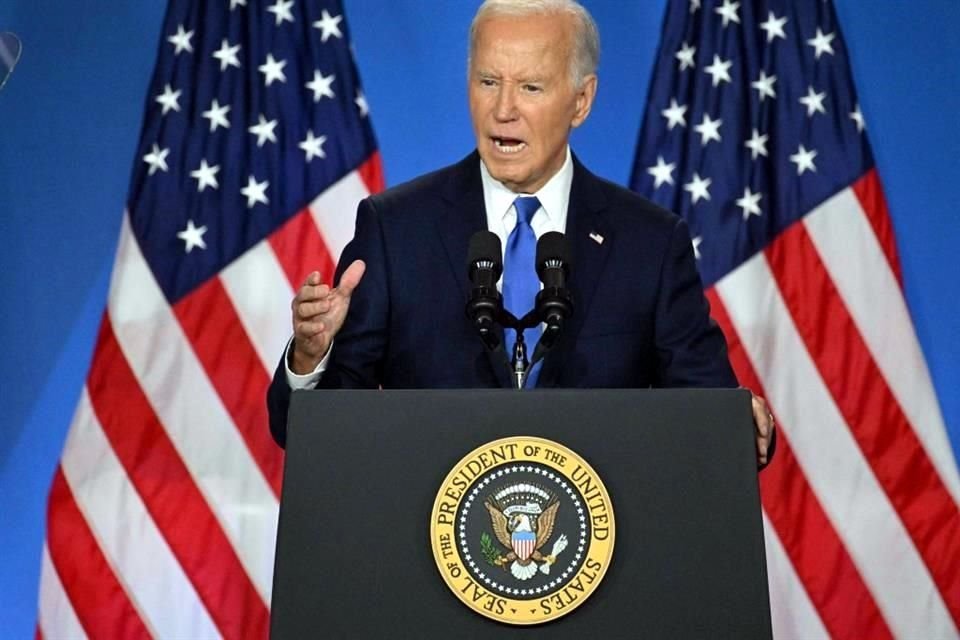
[494,85,518,122]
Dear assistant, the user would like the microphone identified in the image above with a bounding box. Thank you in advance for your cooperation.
[0,32,22,93]
[465,231,504,352]
[534,232,573,353]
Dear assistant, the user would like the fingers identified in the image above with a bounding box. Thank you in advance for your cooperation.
[295,298,333,320]
[295,319,326,338]
[751,394,773,437]
[295,261,365,308]
[295,271,325,301]
[289,262,364,355]
[296,282,331,305]
[750,392,775,468]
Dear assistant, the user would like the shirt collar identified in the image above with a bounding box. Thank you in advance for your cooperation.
[479,146,573,227]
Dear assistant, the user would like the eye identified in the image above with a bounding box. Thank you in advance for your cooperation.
[479,77,497,87]
[522,84,543,94]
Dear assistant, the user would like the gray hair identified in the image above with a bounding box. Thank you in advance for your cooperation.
[468,0,600,88]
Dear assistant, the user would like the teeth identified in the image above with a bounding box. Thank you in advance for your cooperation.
[494,139,527,154]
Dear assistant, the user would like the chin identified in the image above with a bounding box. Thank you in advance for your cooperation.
[492,171,529,192]
[484,160,529,190]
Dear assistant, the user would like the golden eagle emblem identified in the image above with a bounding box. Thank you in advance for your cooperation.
[484,484,569,580]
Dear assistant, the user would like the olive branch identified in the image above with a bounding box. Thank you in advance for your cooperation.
[479,532,504,567]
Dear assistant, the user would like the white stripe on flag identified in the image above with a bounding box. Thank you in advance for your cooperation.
[60,387,220,639]
[804,187,960,504]
[309,170,372,258]
[716,252,958,639]
[107,214,278,604]
[220,240,296,374]
[761,513,829,640]
[38,544,87,640]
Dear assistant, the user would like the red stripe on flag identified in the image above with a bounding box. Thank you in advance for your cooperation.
[269,207,337,290]
[706,288,894,640]
[765,224,960,626]
[46,467,152,640]
[270,152,382,290]
[173,276,283,497]
[852,170,903,287]
[357,151,385,194]
[87,316,270,640]
[35,625,42,640]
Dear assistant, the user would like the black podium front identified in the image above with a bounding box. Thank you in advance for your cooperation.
[271,389,771,638]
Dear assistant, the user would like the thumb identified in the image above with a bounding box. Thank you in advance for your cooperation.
[336,259,366,297]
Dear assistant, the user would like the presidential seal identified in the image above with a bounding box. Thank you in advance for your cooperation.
[430,436,615,625]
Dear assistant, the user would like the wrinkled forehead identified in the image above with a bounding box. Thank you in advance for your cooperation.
[469,13,574,74]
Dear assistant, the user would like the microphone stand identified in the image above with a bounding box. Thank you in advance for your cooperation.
[507,309,547,390]
[510,330,529,390]
[471,304,567,391]
[470,294,570,391]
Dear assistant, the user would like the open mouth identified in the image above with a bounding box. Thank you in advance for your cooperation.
[493,137,527,154]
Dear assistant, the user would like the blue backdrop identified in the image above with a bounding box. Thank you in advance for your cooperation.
[1,1,957,635]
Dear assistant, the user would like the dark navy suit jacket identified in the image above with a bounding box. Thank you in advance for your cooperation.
[267,152,738,446]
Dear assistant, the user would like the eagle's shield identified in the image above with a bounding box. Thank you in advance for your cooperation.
[511,530,536,561]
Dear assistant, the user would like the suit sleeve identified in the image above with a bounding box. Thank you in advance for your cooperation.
[652,217,777,467]
[266,197,390,447]
[652,217,738,388]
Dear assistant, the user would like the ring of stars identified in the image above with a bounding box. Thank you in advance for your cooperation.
[457,464,589,599]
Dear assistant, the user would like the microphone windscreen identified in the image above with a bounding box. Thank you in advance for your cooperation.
[536,232,571,272]
[467,231,503,269]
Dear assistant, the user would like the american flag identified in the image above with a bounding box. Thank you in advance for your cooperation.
[36,1,382,637]
[631,1,960,637]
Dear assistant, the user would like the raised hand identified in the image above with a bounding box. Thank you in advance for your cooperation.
[289,259,366,374]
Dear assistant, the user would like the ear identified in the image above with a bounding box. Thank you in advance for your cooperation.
[571,74,598,129]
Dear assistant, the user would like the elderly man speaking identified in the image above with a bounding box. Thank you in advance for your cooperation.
[267,0,775,466]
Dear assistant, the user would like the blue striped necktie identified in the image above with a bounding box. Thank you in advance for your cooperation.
[503,196,542,388]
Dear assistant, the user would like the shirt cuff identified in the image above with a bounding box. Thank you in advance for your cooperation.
[284,336,331,390]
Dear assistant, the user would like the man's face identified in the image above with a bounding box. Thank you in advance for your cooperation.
[468,12,597,194]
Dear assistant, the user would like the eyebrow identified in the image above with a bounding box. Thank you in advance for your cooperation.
[474,70,546,84]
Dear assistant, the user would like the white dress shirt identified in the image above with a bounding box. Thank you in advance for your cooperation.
[480,146,572,271]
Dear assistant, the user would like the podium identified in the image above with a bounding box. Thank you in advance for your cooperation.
[271,389,771,638]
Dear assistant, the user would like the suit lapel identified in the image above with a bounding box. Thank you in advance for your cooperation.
[435,152,513,388]
[436,152,487,299]
[538,156,612,388]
